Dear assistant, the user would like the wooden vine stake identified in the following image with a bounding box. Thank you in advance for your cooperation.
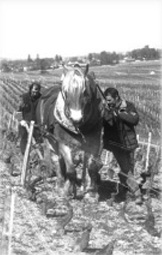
[145,132,152,171]
[21,121,35,187]
[104,150,109,165]
[0,188,10,255]
[8,188,16,255]
[12,111,19,132]
[7,114,12,130]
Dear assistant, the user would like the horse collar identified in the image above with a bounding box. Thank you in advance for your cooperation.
[54,92,78,134]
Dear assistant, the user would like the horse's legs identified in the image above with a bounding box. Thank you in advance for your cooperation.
[81,153,91,194]
[59,143,77,198]
[51,152,65,190]
[59,155,66,180]
[86,156,102,194]
[43,138,64,190]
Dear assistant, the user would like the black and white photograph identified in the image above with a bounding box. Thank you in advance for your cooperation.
[0,0,162,254]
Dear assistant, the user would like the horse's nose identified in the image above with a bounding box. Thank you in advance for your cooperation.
[70,109,82,123]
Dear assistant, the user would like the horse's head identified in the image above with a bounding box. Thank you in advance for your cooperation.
[61,64,97,125]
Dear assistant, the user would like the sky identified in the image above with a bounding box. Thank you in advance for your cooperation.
[0,0,162,60]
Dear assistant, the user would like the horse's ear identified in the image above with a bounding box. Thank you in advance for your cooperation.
[84,64,89,76]
[60,64,68,81]
[61,64,70,79]
[62,64,69,74]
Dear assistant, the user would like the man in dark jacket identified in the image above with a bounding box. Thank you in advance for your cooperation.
[103,87,142,203]
[17,82,42,155]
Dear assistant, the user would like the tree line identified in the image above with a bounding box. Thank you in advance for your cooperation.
[0,45,161,72]
[88,45,161,66]
[0,54,63,73]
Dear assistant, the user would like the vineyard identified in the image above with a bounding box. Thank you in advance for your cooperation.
[0,60,161,143]
[0,60,161,255]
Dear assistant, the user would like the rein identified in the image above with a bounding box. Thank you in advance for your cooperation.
[74,125,86,143]
[96,83,106,100]
[96,83,110,110]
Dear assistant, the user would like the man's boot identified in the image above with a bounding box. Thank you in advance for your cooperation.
[127,172,143,204]
[114,184,128,202]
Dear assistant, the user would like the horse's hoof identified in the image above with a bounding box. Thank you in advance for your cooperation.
[135,196,143,205]
[78,186,85,198]
[11,169,21,176]
[134,189,143,205]
[84,192,99,203]
[27,190,37,201]
[64,190,76,200]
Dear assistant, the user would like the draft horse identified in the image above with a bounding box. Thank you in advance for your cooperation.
[35,65,104,199]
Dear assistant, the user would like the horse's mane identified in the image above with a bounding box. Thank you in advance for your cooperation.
[62,67,85,94]
[56,65,103,133]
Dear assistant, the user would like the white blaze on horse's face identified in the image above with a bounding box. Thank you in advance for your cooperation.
[62,68,86,123]
[70,108,82,123]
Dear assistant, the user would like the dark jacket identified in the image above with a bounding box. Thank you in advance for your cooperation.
[103,99,139,151]
[18,92,41,122]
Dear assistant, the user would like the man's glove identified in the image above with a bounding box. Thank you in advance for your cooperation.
[20,120,27,127]
[118,108,128,116]
[20,120,30,132]
[118,108,127,113]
